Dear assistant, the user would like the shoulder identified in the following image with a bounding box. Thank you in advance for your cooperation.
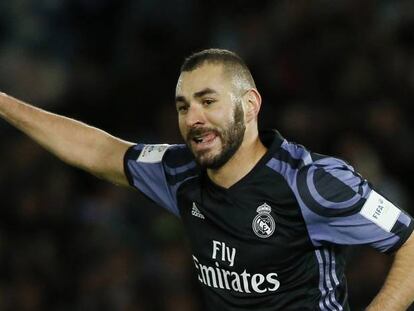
[296,155,371,217]
[124,143,199,186]
[163,144,195,168]
[123,143,199,216]
[268,136,358,179]
[125,143,194,166]
[266,137,371,217]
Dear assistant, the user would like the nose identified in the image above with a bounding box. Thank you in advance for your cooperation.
[185,103,205,127]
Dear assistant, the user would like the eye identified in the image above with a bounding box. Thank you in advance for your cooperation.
[202,99,216,106]
[176,104,188,113]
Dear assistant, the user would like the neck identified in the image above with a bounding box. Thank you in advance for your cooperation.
[207,132,267,189]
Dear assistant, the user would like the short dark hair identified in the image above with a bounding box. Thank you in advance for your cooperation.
[180,48,256,90]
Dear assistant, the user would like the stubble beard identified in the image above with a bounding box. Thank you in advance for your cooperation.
[188,101,246,169]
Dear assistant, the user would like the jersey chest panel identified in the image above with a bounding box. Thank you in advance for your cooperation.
[177,170,320,306]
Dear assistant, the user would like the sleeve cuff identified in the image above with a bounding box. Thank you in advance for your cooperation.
[123,144,139,187]
[384,219,414,255]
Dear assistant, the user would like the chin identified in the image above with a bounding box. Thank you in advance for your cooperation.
[196,152,233,170]
[195,154,219,169]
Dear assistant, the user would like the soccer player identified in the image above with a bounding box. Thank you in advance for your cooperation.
[1,49,414,310]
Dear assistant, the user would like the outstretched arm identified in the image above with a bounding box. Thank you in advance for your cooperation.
[0,92,133,186]
[366,233,414,310]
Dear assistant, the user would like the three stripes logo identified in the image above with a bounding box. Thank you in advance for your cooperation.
[191,202,205,219]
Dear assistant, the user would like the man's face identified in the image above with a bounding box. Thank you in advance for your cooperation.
[175,64,246,169]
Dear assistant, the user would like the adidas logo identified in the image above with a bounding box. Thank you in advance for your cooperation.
[191,202,205,219]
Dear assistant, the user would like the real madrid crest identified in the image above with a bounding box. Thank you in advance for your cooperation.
[252,203,275,238]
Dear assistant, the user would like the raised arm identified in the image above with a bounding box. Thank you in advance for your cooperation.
[0,92,134,186]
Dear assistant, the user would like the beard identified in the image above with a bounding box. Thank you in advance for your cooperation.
[186,101,246,169]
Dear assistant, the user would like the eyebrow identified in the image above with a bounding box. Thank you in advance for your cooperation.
[194,88,218,98]
[175,88,218,104]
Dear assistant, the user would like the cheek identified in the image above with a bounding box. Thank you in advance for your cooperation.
[208,107,231,125]
[178,118,187,138]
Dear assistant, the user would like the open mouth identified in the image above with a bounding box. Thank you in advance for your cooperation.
[188,129,220,152]
[192,132,217,144]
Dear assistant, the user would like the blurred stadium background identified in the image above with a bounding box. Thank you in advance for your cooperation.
[1,0,414,310]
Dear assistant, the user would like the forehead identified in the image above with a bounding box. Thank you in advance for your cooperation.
[176,63,232,96]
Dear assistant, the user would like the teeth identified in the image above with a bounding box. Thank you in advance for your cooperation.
[192,131,216,144]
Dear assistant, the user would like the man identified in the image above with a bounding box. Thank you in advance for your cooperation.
[1,49,413,310]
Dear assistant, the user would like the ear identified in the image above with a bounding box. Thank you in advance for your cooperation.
[242,89,262,123]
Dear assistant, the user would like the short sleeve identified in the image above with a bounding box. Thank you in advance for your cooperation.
[123,143,198,217]
[295,157,414,253]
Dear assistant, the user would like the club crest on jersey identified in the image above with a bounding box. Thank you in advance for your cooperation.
[252,203,275,238]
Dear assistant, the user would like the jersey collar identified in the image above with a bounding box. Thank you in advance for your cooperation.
[202,129,285,191]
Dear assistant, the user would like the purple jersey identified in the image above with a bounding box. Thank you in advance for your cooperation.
[124,130,413,311]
